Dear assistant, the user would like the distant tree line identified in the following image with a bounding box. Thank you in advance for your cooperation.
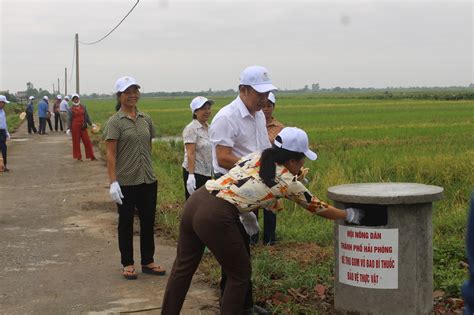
[7,82,474,103]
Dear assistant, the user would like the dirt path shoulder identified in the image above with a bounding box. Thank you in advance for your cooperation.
[0,122,218,314]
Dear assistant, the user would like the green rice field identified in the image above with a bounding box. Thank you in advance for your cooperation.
[12,94,471,313]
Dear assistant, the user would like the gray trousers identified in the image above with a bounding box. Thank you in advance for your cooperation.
[60,112,68,131]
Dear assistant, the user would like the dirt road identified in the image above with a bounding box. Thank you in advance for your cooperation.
[0,122,218,314]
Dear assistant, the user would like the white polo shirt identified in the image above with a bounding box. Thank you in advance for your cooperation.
[209,96,271,175]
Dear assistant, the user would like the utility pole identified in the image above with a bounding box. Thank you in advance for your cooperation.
[75,33,80,94]
[57,78,60,94]
[64,68,67,96]
[53,83,55,94]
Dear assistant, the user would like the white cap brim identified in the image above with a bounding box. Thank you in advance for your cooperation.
[197,99,214,109]
[304,149,318,161]
[118,83,141,93]
[252,83,278,93]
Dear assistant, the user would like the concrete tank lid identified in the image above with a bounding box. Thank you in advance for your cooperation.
[327,182,444,205]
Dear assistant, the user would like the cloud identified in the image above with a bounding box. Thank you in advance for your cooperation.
[1,0,472,94]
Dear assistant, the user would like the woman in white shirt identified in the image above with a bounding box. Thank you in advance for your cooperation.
[182,96,214,199]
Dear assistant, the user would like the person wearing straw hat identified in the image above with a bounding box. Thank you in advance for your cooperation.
[25,96,37,134]
[104,76,165,280]
[162,127,364,314]
[67,93,97,161]
[182,96,214,200]
[0,95,11,171]
[53,95,63,132]
[37,96,49,135]
[59,95,70,132]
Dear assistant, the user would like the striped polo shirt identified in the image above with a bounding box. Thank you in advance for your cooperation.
[104,110,157,186]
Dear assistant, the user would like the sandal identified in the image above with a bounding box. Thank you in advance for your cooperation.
[122,266,138,280]
[142,264,166,276]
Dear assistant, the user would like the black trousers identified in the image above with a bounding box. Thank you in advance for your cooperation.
[46,117,53,131]
[116,181,158,267]
[0,129,7,167]
[251,208,277,245]
[26,113,37,134]
[182,168,211,200]
[162,187,251,314]
[54,112,63,131]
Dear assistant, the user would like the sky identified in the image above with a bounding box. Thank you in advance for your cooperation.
[0,0,473,95]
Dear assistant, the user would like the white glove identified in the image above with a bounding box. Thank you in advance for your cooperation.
[110,181,124,205]
[92,123,97,128]
[186,174,196,194]
[345,207,364,225]
[66,129,71,136]
[6,133,10,140]
[239,212,260,236]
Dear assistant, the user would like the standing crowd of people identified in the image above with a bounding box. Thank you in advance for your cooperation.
[2,65,364,313]
[0,92,98,172]
[25,94,69,135]
[101,66,363,315]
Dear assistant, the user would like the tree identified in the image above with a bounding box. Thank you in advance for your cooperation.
[26,82,39,98]
[312,83,320,91]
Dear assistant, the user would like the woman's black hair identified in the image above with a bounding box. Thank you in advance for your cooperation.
[259,137,306,187]
[115,92,122,112]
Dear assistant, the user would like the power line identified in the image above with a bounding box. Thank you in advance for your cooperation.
[79,0,140,45]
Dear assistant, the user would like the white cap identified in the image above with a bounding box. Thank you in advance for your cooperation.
[63,95,70,100]
[239,65,277,93]
[28,96,35,100]
[71,93,80,100]
[190,96,214,113]
[115,76,141,93]
[0,95,10,103]
[56,95,62,100]
[268,92,276,104]
[43,95,49,101]
[274,127,317,160]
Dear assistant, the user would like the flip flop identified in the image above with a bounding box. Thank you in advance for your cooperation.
[142,264,166,276]
[122,266,138,280]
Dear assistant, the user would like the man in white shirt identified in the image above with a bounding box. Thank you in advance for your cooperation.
[210,65,276,175]
[209,65,277,314]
